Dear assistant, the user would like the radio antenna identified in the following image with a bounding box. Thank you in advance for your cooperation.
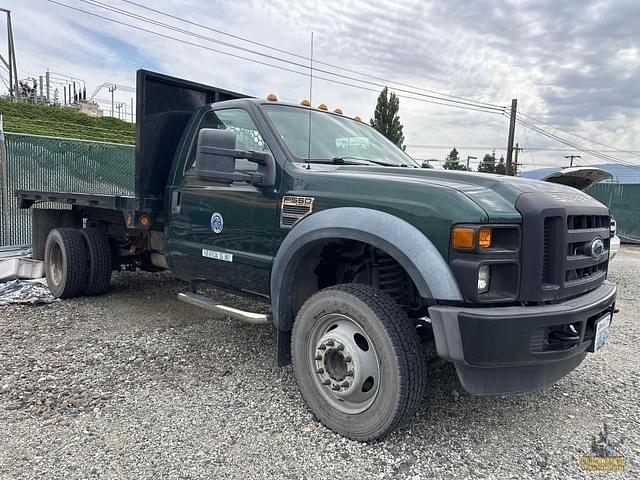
[305,32,314,170]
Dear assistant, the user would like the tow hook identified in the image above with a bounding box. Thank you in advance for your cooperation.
[549,330,581,344]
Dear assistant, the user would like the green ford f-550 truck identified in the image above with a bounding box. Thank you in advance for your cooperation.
[17,70,617,441]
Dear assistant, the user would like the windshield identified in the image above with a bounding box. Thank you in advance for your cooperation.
[262,104,418,167]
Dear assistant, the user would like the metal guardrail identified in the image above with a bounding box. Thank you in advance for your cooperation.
[0,130,134,246]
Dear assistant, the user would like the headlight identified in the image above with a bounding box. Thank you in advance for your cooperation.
[478,265,490,294]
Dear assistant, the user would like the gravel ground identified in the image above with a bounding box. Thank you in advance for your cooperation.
[1,247,639,479]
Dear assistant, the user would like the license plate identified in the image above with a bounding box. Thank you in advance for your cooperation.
[592,314,611,352]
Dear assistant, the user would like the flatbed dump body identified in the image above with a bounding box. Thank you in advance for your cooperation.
[17,70,247,227]
[17,191,138,211]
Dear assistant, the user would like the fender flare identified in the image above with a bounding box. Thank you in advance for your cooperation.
[270,207,463,330]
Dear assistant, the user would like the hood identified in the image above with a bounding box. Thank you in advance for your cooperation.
[329,165,584,222]
[535,167,613,191]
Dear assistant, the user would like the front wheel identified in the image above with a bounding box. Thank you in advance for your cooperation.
[291,284,426,441]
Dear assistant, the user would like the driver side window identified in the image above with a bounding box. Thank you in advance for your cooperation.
[186,108,269,173]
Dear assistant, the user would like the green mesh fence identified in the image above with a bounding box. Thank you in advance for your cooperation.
[587,182,640,243]
[0,132,135,246]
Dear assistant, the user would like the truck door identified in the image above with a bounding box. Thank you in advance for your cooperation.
[166,107,278,297]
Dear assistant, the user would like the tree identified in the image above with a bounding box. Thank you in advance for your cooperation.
[478,151,497,173]
[370,87,406,150]
[443,147,466,170]
[495,155,506,175]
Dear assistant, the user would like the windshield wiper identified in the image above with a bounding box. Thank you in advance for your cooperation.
[304,157,411,167]
[334,156,413,167]
[304,157,369,165]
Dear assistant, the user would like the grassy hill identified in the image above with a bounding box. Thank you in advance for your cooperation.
[0,99,135,145]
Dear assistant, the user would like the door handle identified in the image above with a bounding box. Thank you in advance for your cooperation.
[171,190,182,215]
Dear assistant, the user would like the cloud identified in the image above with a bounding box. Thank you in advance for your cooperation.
[1,0,638,169]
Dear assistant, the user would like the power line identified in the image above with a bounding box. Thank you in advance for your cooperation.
[117,0,506,110]
[82,0,507,112]
[408,144,640,152]
[55,0,506,113]
[48,0,503,115]
[518,110,640,160]
[519,121,536,169]
[515,117,625,165]
[515,116,639,167]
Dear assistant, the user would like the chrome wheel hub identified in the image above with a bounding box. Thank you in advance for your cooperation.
[309,313,380,414]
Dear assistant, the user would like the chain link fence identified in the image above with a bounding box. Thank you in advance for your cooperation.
[0,132,134,246]
[587,182,640,243]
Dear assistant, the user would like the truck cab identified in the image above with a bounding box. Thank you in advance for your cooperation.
[18,70,617,441]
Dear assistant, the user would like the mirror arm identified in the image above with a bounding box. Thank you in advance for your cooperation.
[245,150,270,164]
[198,170,251,183]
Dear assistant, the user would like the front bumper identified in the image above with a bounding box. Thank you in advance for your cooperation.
[428,281,616,394]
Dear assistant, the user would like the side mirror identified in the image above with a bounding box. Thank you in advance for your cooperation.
[195,128,275,187]
[195,129,241,184]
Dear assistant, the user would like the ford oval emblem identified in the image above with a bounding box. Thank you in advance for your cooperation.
[210,212,224,234]
[590,237,605,259]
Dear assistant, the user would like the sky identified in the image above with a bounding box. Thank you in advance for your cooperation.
[0,0,638,171]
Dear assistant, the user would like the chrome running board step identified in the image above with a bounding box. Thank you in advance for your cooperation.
[177,292,271,325]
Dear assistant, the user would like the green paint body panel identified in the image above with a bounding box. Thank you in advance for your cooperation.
[161,99,581,298]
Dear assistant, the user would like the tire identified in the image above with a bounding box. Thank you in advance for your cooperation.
[80,228,112,296]
[291,283,426,441]
[44,227,89,299]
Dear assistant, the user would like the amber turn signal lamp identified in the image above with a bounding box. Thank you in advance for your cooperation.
[478,227,493,248]
[140,215,152,227]
[452,227,475,250]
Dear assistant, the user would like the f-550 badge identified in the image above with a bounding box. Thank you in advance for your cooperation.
[280,196,314,229]
[210,212,224,234]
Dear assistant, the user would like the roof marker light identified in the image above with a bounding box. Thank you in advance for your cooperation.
[318,103,328,110]
[300,99,311,107]
[333,107,343,114]
[266,93,278,102]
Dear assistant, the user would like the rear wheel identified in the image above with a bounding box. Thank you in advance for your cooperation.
[44,227,89,299]
[291,283,426,441]
[80,228,112,296]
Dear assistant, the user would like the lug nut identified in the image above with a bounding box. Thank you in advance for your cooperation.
[346,370,354,377]
[322,379,331,385]
[336,344,344,351]
[318,344,326,350]
[341,381,350,388]
[316,368,324,374]
[315,354,322,361]
[345,355,352,362]
[331,385,341,391]
[326,340,335,347]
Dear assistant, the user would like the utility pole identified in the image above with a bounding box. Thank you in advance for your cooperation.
[564,154,581,167]
[505,98,518,176]
[466,155,477,171]
[46,69,50,103]
[130,97,134,123]
[108,84,117,117]
[0,9,19,101]
[513,143,524,175]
